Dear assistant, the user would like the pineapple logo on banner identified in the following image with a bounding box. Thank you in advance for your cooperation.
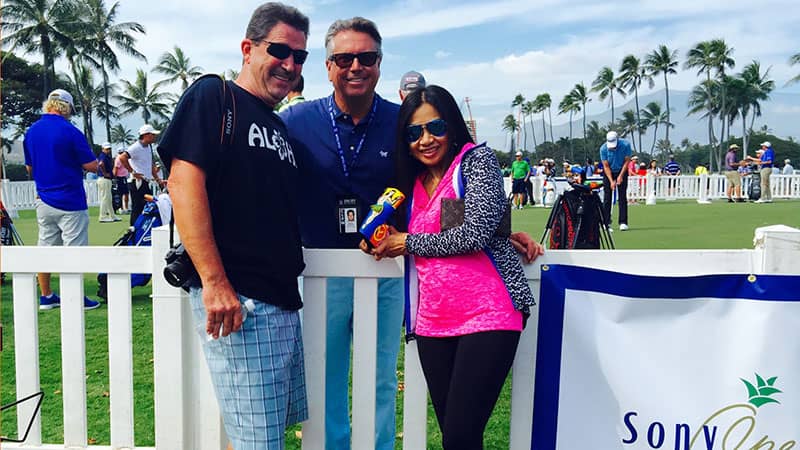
[621,373,796,449]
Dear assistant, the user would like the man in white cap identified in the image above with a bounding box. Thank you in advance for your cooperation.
[118,124,165,224]
[599,130,632,230]
[782,158,794,175]
[23,89,101,310]
[97,142,121,222]
[399,70,426,101]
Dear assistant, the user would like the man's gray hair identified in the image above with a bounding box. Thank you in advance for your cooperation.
[246,2,309,42]
[324,17,382,59]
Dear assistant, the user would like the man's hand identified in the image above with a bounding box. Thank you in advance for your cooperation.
[510,231,545,264]
[202,278,243,339]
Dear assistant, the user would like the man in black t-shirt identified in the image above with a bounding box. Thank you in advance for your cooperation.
[156,3,310,448]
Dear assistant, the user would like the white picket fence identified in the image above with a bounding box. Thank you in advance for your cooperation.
[3,174,800,216]
[2,225,800,450]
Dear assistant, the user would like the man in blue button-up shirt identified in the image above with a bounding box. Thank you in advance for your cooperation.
[281,17,402,450]
[599,131,632,231]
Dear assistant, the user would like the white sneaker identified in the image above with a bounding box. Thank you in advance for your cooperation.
[606,225,614,233]
[754,199,765,204]
[619,224,629,231]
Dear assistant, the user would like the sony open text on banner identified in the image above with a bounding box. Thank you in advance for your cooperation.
[532,265,800,450]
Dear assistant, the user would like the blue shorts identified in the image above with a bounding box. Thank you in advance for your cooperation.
[512,178,526,194]
[189,288,308,450]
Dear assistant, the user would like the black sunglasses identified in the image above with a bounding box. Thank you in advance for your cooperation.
[264,41,308,65]
[329,51,380,68]
[406,118,447,143]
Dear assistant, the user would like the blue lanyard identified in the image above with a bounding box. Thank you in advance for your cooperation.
[327,95,378,179]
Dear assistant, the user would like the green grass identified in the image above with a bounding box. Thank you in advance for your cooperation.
[2,200,799,448]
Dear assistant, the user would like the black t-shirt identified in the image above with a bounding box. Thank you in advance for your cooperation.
[158,77,305,310]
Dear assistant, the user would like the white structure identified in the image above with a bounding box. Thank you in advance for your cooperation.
[2,226,800,450]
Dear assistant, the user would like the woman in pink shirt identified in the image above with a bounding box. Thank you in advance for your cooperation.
[112,149,130,212]
[365,86,538,449]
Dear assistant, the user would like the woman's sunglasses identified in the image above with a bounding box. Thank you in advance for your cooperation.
[406,118,447,143]
[329,52,380,68]
[264,41,308,65]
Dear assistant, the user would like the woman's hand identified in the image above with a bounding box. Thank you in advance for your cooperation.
[370,226,408,260]
[510,231,545,264]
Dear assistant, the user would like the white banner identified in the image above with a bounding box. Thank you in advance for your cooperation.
[532,265,800,450]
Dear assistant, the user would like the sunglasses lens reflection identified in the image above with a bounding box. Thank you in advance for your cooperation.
[332,52,379,68]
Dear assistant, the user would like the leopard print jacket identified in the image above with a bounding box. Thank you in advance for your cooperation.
[405,145,536,313]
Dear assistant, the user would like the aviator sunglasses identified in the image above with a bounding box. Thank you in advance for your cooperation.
[329,51,380,68]
[406,118,447,143]
[264,41,308,64]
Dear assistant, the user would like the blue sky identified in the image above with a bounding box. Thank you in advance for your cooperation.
[96,0,800,148]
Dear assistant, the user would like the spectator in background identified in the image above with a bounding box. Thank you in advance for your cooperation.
[782,159,794,175]
[694,163,708,176]
[724,144,745,203]
[97,142,121,222]
[511,151,530,209]
[663,154,681,199]
[399,70,426,101]
[113,147,130,213]
[23,88,101,311]
[277,74,306,112]
[647,159,662,176]
[627,155,639,176]
[747,141,775,203]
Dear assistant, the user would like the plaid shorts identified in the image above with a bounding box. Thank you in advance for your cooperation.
[189,288,308,450]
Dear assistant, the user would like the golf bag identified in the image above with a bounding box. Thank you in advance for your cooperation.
[112,178,123,211]
[540,183,614,249]
[1,202,25,284]
[96,198,163,299]
[748,169,761,201]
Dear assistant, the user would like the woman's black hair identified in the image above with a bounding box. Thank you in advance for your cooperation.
[394,85,474,230]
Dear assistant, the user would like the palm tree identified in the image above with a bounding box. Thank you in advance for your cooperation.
[65,62,105,145]
[616,110,639,153]
[532,95,548,142]
[591,66,625,123]
[685,40,721,168]
[501,114,520,153]
[618,54,653,153]
[81,0,146,141]
[737,61,774,156]
[710,39,735,169]
[115,68,173,123]
[687,79,720,165]
[639,102,673,156]
[154,46,204,91]
[522,100,538,151]
[645,45,679,149]
[110,123,134,146]
[569,83,591,160]
[787,52,800,85]
[2,0,75,96]
[542,93,554,143]
[558,92,580,161]
[511,94,525,150]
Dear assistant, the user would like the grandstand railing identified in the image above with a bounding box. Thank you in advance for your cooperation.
[2,225,799,450]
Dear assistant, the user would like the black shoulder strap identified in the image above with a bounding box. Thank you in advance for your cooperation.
[168,74,237,247]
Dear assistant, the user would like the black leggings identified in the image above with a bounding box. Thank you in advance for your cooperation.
[416,330,521,450]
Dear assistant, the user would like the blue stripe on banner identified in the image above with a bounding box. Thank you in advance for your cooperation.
[530,264,800,450]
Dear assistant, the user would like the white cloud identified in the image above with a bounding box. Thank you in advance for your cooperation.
[435,50,452,59]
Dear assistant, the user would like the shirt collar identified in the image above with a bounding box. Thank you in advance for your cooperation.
[328,93,382,123]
